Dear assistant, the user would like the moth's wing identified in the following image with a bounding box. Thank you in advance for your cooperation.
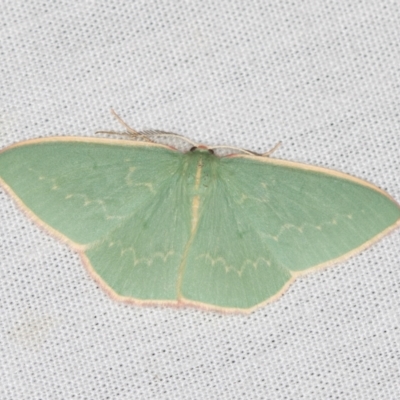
[0,139,192,302]
[181,156,400,311]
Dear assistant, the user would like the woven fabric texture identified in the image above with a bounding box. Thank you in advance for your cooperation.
[1,1,399,399]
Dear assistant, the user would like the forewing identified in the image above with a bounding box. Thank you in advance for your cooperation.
[181,155,400,310]
[0,139,192,301]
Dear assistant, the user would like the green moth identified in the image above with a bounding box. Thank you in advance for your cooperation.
[0,121,399,313]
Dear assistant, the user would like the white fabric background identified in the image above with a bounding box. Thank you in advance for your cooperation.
[1,1,399,399]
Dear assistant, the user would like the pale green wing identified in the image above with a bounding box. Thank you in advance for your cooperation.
[1,139,399,312]
[0,138,192,302]
[181,154,400,310]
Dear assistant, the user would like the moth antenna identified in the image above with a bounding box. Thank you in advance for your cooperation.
[262,141,281,157]
[209,142,281,157]
[97,110,200,147]
[141,130,199,147]
[109,109,154,142]
[95,109,155,142]
[99,110,280,156]
[209,145,256,156]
